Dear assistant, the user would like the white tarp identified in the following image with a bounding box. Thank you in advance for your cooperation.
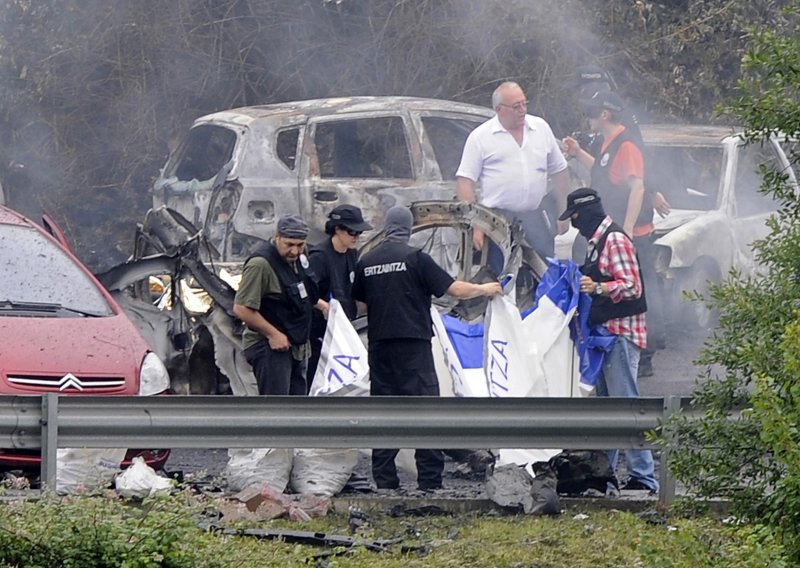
[309,299,369,397]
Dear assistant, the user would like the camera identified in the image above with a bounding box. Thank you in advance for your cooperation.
[570,130,597,152]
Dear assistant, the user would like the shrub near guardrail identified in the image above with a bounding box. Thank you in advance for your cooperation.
[0,491,233,568]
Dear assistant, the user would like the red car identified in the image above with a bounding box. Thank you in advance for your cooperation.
[0,206,170,470]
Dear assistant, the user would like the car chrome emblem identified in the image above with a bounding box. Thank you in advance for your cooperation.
[58,373,84,392]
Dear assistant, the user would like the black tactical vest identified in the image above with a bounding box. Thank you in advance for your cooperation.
[248,242,317,346]
[581,221,647,324]
[590,128,654,229]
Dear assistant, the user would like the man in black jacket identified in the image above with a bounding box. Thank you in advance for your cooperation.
[353,206,502,491]
[233,215,322,395]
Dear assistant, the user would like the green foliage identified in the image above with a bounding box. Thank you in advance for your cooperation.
[0,491,231,568]
[0,499,787,567]
[659,1,800,562]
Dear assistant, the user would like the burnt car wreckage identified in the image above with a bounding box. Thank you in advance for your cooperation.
[98,201,545,394]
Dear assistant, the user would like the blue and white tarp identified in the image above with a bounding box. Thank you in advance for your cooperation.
[431,259,601,470]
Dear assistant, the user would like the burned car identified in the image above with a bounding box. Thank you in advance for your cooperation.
[0,206,171,471]
[557,124,798,328]
[106,201,545,395]
[150,96,494,262]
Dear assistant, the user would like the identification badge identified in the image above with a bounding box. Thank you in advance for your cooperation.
[297,282,308,299]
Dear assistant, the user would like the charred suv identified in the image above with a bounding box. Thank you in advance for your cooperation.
[116,96,537,394]
[149,96,494,261]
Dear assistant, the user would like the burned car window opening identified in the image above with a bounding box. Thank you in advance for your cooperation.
[276,127,300,170]
[315,117,413,179]
[421,117,483,180]
[170,125,237,183]
[0,225,113,316]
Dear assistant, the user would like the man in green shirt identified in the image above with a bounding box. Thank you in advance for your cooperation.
[233,215,323,395]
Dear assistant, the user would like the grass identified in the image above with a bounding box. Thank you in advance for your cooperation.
[0,491,788,567]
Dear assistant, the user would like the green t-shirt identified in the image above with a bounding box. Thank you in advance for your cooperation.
[235,255,310,360]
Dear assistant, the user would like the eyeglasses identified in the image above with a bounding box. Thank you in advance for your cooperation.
[499,100,528,112]
[345,229,363,237]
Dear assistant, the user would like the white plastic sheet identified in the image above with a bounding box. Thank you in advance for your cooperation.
[309,299,369,397]
[56,448,127,495]
[115,456,174,498]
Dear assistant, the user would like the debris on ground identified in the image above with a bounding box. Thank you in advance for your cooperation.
[216,483,332,522]
[485,463,560,516]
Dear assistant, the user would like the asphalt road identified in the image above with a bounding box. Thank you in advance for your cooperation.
[638,326,710,398]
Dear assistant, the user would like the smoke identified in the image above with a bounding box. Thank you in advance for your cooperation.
[0,0,791,271]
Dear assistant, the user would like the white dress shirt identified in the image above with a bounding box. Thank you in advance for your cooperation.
[456,115,568,211]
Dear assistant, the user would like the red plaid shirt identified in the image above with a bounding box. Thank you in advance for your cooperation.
[587,216,647,348]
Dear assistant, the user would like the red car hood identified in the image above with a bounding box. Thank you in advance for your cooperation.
[0,313,148,394]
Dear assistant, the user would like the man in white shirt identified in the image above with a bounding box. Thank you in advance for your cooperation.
[456,81,571,265]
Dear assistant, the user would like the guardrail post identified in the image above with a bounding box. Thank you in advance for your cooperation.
[659,395,681,508]
[40,393,59,492]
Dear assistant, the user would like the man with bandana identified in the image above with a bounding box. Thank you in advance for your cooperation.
[559,187,659,494]
[233,214,323,396]
[353,206,502,492]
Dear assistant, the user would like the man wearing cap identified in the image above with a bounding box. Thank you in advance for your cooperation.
[306,204,373,388]
[563,89,667,377]
[353,206,502,492]
[559,187,659,494]
[233,214,322,395]
[571,65,644,151]
[456,81,571,265]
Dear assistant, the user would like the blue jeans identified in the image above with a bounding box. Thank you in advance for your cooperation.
[596,335,659,491]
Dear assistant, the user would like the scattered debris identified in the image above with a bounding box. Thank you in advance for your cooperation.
[203,524,400,553]
[216,483,332,522]
[485,463,560,516]
[549,450,617,496]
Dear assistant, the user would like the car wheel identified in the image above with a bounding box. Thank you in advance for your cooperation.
[677,261,720,329]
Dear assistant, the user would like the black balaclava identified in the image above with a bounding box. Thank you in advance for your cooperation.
[571,201,606,239]
[383,206,413,243]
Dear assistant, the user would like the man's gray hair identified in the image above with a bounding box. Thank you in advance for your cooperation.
[492,81,521,109]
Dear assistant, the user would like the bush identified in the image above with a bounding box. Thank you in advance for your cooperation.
[0,491,230,568]
[659,1,800,562]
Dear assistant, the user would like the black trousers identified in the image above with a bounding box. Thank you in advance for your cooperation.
[244,339,308,396]
[369,338,444,490]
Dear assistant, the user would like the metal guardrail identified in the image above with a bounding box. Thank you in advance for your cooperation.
[0,394,695,505]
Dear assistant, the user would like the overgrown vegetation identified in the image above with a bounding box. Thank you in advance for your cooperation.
[0,492,789,567]
[0,0,792,269]
[659,0,800,563]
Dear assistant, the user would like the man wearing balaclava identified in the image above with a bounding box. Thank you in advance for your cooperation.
[559,188,659,494]
[352,206,502,492]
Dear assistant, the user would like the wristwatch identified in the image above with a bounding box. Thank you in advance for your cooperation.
[594,282,603,296]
